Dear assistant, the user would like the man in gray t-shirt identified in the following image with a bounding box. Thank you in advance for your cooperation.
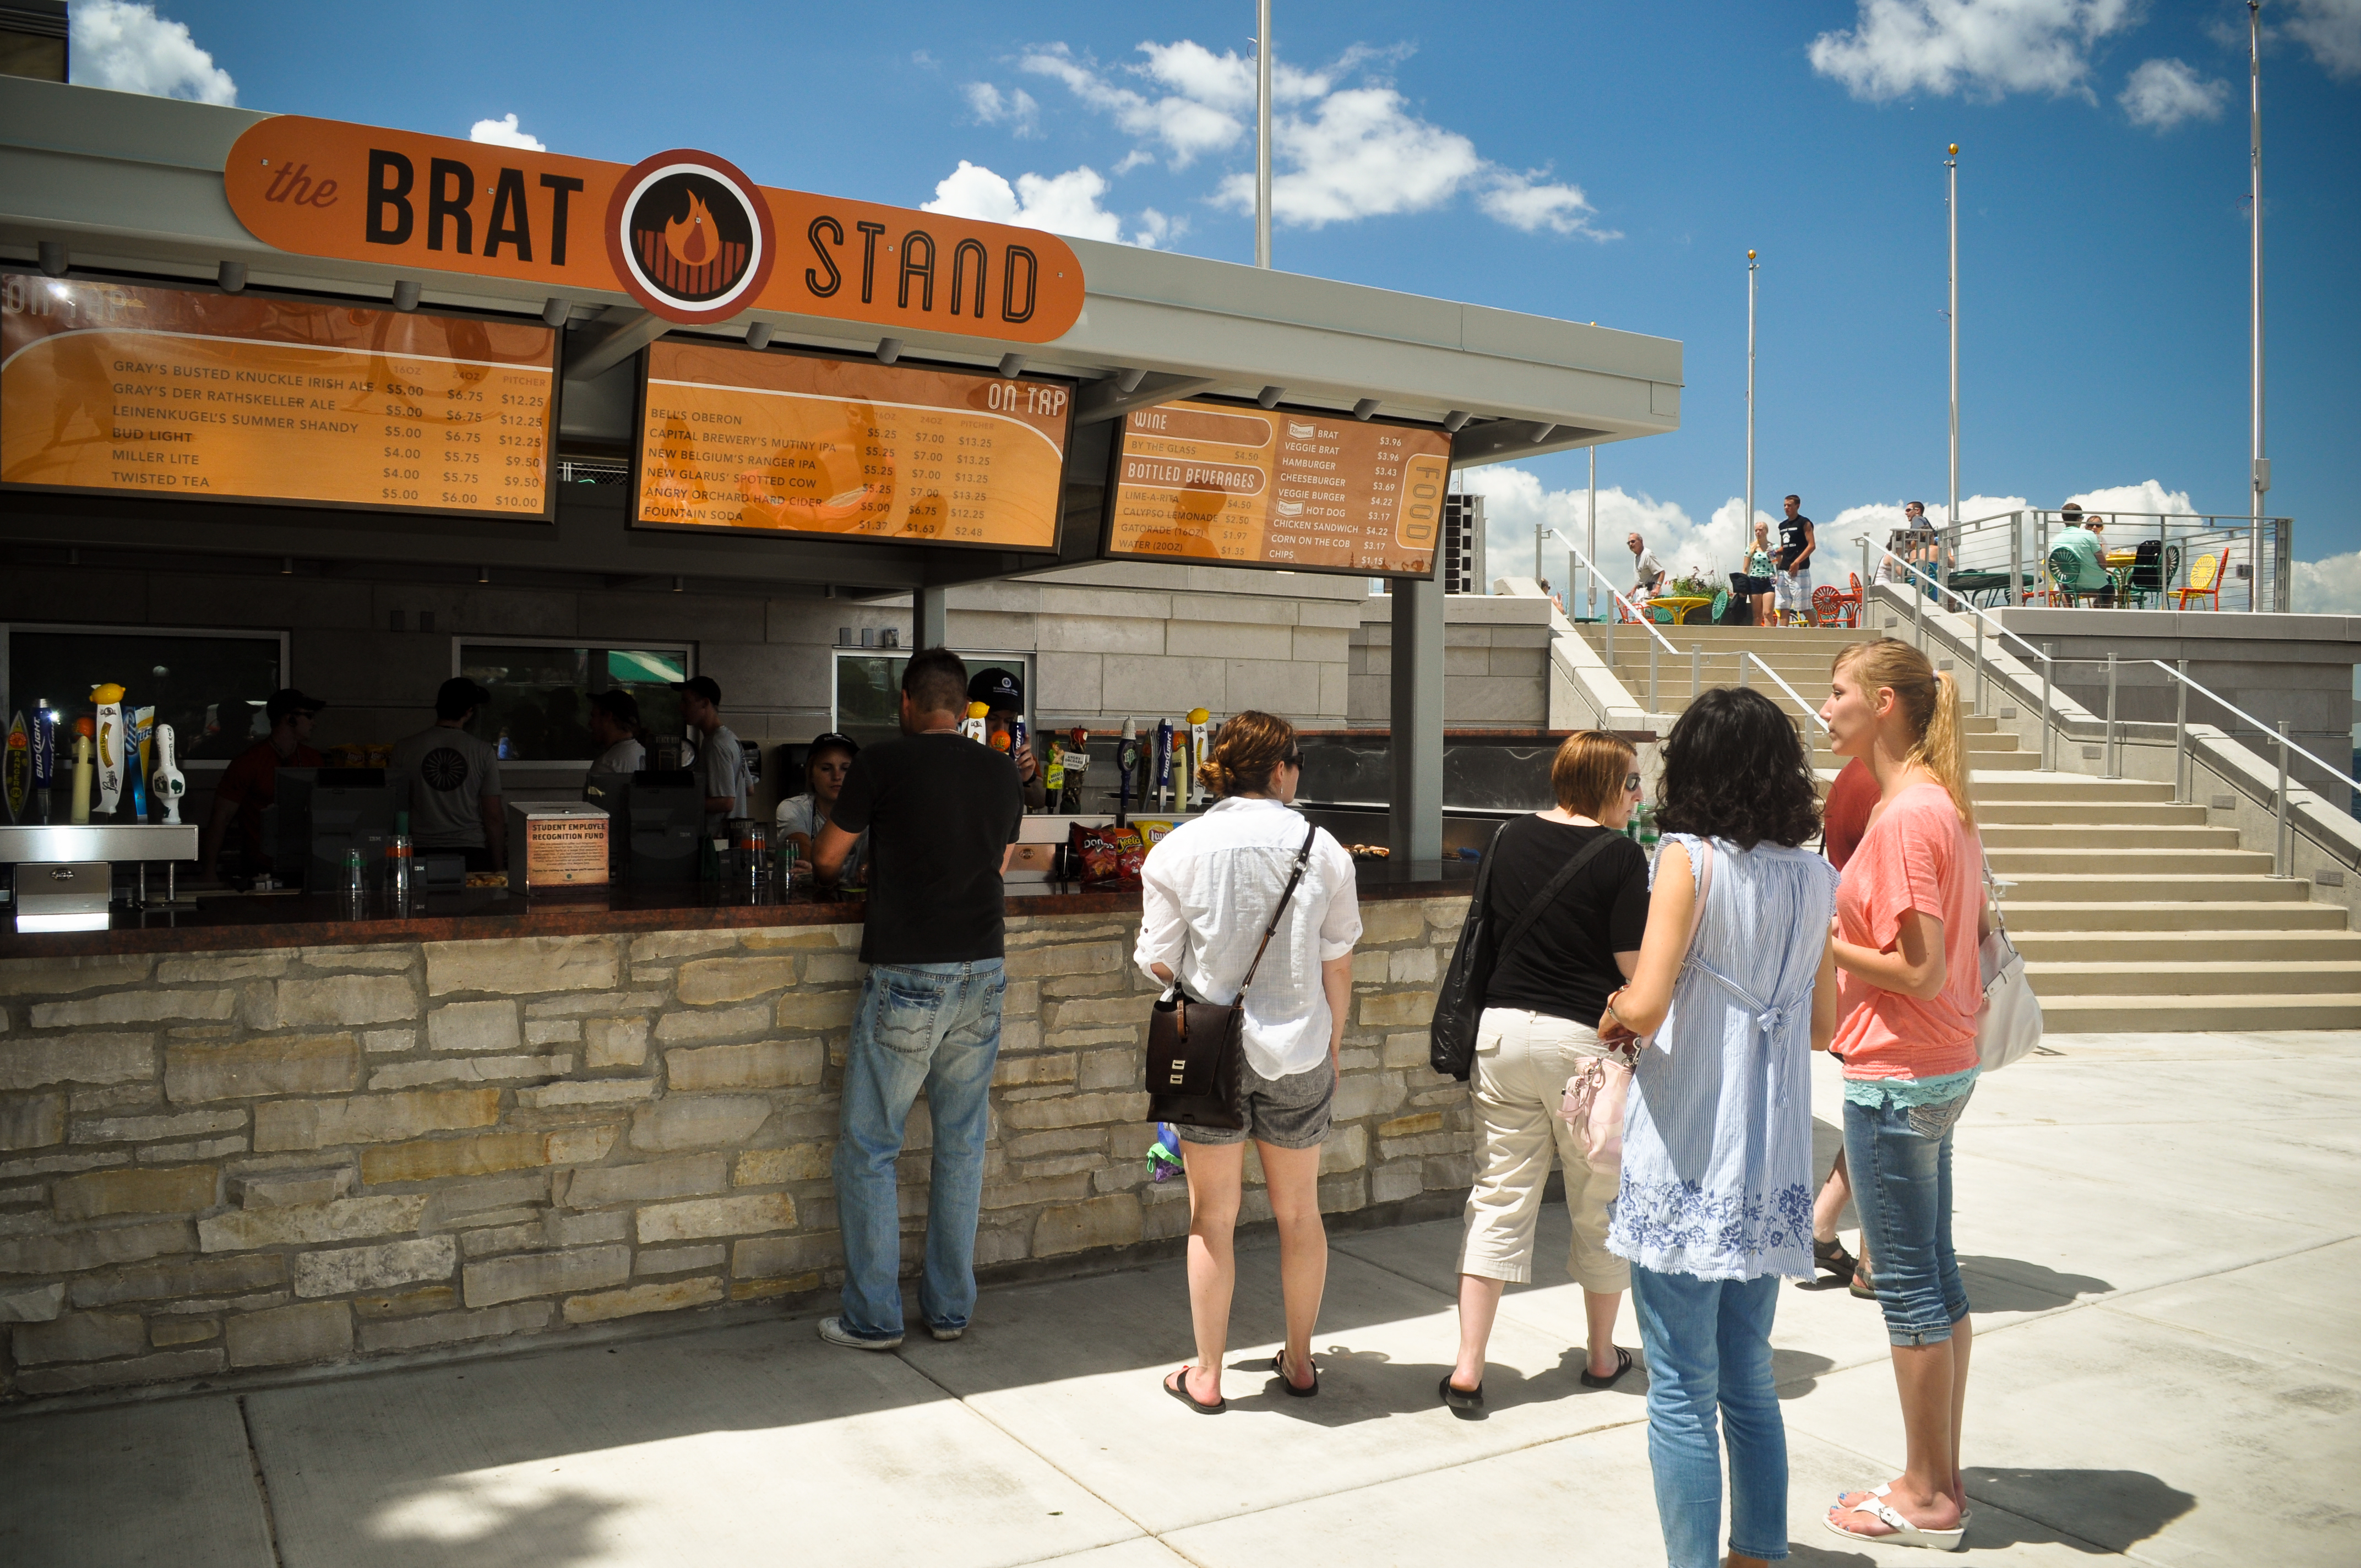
[677,675,749,836]
[391,677,506,868]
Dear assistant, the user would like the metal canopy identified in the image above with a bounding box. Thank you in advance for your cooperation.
[0,78,1682,591]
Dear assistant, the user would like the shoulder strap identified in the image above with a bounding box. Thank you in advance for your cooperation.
[1493,828,1626,971]
[1237,821,1321,997]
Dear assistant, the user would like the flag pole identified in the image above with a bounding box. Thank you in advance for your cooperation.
[1947,143,1960,549]
[1746,249,1757,551]
[1255,0,1273,270]
[2248,0,2267,610]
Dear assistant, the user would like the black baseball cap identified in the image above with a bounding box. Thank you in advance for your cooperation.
[675,675,722,705]
[967,667,1022,710]
[590,688,640,726]
[434,677,492,719]
[808,731,859,759]
[265,688,327,722]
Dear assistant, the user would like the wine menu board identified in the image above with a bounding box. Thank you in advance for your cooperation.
[0,275,557,518]
[634,341,1071,549]
[1105,398,1452,577]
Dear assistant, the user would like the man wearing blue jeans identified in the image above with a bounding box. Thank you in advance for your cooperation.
[813,647,1025,1349]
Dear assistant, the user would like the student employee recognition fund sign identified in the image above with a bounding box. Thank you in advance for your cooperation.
[635,341,1071,548]
[224,117,1084,339]
[0,274,557,518]
[1107,399,1452,576]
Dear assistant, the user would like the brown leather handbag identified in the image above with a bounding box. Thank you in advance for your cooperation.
[1145,822,1319,1130]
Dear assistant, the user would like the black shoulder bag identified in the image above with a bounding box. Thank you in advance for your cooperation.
[1429,826,1625,1081]
[1145,822,1319,1130]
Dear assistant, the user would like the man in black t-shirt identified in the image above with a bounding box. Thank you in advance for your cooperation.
[811,647,1024,1352]
[1774,494,1816,627]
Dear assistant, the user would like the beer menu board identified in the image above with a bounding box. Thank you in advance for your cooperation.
[0,276,557,518]
[635,341,1071,548]
[1106,398,1453,577]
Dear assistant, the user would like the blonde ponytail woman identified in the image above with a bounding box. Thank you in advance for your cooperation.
[1815,638,1989,1551]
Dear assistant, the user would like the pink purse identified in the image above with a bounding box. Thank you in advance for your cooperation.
[1562,839,1715,1170]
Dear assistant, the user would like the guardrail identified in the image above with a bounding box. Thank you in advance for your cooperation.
[1881,507,2293,614]
[1559,536,1679,710]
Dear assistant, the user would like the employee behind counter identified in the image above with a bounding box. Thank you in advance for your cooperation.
[198,686,327,881]
[389,677,507,872]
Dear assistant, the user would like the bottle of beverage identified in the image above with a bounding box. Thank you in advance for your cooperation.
[385,810,414,909]
[342,847,368,917]
[1636,803,1660,852]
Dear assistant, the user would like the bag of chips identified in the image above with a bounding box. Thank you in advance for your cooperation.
[1070,822,1146,888]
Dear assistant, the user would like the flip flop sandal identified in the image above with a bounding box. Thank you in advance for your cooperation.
[1163,1365,1224,1414]
[1271,1350,1318,1397]
[1579,1346,1635,1388]
[1824,1487,1966,1552]
[1849,1264,1879,1300]
[1813,1237,1858,1283]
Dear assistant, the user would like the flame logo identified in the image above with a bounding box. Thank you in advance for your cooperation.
[664,192,716,266]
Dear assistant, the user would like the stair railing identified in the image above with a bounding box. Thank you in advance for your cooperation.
[1558,535,1680,712]
[1736,650,1832,734]
[1859,536,2058,768]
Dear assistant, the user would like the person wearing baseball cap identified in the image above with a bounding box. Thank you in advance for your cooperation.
[776,731,866,884]
[676,674,749,835]
[198,687,325,880]
[390,676,505,870]
[967,666,1046,813]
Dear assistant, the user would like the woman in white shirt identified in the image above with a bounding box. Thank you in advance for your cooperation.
[1135,711,1361,1413]
[776,733,866,885]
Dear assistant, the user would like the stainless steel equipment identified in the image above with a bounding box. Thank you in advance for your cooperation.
[0,823,199,927]
[14,861,111,932]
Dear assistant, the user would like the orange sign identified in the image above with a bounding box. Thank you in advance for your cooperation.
[1,275,556,518]
[1107,399,1452,577]
[635,341,1071,549]
[225,117,1085,339]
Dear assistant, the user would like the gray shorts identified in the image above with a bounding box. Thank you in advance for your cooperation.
[1176,1059,1336,1149]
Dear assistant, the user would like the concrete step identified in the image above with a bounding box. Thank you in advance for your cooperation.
[2012,929,2361,963]
[2038,992,2361,1032]
[1976,801,2209,825]
[2027,960,2361,997]
[1960,776,2175,802]
[1998,900,2348,930]
[1814,749,2041,771]
[1996,873,2309,903]
[1986,848,2274,876]
[1978,824,2243,851]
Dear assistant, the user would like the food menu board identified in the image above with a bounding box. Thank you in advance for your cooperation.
[1105,399,1453,577]
[635,341,1071,549]
[0,275,557,518]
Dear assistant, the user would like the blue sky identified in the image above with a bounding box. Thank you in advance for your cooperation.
[72,1,2361,601]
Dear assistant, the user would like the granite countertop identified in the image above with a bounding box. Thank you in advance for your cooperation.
[0,859,1475,959]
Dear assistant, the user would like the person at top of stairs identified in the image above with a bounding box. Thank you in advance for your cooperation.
[1819,636,1988,1552]
[1774,495,1816,627]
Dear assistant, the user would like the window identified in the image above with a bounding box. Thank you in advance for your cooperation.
[1,624,288,763]
[830,649,1033,752]
[456,642,690,762]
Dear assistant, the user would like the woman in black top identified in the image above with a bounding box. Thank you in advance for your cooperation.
[1443,731,1652,1412]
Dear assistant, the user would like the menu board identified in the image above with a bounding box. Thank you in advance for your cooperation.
[0,275,557,518]
[635,341,1071,549]
[1105,398,1453,577]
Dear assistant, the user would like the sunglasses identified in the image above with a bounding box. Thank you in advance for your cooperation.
[1624,772,1642,793]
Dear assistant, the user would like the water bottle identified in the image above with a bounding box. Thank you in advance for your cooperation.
[342,847,368,917]
[385,812,414,909]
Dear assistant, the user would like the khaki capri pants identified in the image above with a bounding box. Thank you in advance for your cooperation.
[1457,1006,1629,1293]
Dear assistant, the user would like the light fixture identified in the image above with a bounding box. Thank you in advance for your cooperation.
[1352,398,1380,421]
[875,336,902,364]
[37,241,66,276]
[477,565,489,585]
[217,261,248,293]
[391,280,421,311]
[1257,386,1285,408]
[1114,366,1147,394]
[542,297,569,327]
[1530,422,1556,443]
[280,556,293,575]
[1443,410,1472,432]
[744,321,774,350]
[998,353,1027,378]
[671,575,685,593]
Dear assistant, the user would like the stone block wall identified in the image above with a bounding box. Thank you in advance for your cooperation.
[0,896,1471,1399]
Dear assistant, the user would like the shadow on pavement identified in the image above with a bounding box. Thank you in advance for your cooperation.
[1959,1256,2116,1313]
[1962,1466,2196,1553]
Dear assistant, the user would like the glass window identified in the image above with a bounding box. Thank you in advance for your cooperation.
[830,650,1032,754]
[459,643,689,761]
[2,624,286,762]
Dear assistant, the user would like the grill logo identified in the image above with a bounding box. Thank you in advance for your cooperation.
[605,149,775,324]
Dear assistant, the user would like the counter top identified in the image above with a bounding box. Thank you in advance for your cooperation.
[0,859,1475,959]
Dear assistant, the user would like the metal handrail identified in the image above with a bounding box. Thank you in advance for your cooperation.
[1738,650,1832,732]
[2148,660,2361,794]
[1557,535,1678,657]
[1858,536,2053,673]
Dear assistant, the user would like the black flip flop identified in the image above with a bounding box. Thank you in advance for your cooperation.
[1580,1346,1635,1389]
[1164,1365,1224,1414]
[1439,1374,1484,1415]
[1271,1349,1318,1397]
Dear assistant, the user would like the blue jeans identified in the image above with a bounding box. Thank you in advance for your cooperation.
[1843,1090,1973,1347]
[1630,1266,1789,1566]
[832,960,1005,1340]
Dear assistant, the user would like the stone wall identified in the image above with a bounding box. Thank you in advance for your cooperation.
[0,896,1471,1400]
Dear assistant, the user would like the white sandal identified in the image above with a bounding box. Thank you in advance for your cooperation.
[1824,1485,1967,1552]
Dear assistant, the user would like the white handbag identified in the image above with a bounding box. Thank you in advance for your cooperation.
[1975,858,2042,1072]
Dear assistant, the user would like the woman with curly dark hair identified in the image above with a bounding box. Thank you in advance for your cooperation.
[1600,687,1841,1568]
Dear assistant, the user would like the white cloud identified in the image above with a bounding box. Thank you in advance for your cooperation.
[926,160,1146,246]
[1809,0,2139,102]
[2119,58,2227,129]
[964,82,1041,137]
[469,113,545,150]
[1029,39,1611,238]
[2294,553,2361,615]
[2286,0,2361,79]
[2063,480,2199,519]
[1460,467,1742,595]
[68,0,235,104]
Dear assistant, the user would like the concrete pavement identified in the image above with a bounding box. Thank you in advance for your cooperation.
[6,1030,2357,1566]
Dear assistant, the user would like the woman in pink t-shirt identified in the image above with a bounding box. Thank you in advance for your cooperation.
[1816,636,1989,1553]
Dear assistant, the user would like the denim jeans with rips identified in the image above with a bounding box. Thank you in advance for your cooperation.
[831,960,1005,1341]
[1629,1265,1790,1566]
